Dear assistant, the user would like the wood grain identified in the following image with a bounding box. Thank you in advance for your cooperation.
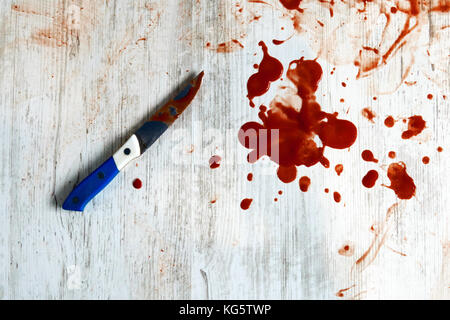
[0,0,448,299]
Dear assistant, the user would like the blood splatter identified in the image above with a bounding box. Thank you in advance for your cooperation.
[247,41,283,107]
[386,162,416,200]
[427,94,433,100]
[437,146,443,152]
[247,173,253,181]
[401,115,426,139]
[338,243,354,256]
[279,0,302,11]
[277,166,297,183]
[422,156,430,164]
[272,39,284,45]
[361,150,378,163]
[239,58,357,187]
[362,108,376,123]
[333,192,341,203]
[278,190,283,195]
[299,176,311,192]
[336,285,355,298]
[388,151,396,159]
[362,170,379,188]
[209,155,221,169]
[133,178,142,189]
[324,188,329,193]
[240,198,253,210]
[335,164,343,176]
[384,116,395,128]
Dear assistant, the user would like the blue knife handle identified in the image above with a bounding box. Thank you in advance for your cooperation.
[62,157,120,212]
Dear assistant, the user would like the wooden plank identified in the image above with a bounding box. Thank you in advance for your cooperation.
[0,0,448,299]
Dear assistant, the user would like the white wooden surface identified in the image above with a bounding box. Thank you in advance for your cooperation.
[0,0,449,299]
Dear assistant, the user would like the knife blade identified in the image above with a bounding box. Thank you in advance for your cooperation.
[62,71,204,212]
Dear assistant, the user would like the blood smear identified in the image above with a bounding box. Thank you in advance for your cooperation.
[333,192,341,203]
[386,162,416,200]
[133,178,142,189]
[209,155,221,169]
[401,115,426,139]
[361,150,378,163]
[335,164,343,176]
[299,176,311,192]
[362,170,379,188]
[361,108,376,122]
[240,198,253,210]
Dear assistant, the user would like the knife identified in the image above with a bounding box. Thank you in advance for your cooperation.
[62,72,204,212]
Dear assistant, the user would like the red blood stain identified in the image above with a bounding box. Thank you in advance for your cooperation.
[277,166,297,183]
[247,173,253,181]
[427,94,433,100]
[274,198,278,202]
[341,82,347,87]
[437,146,443,152]
[247,41,283,107]
[338,243,354,256]
[401,115,426,139]
[210,199,217,204]
[272,34,294,45]
[336,285,355,298]
[278,190,283,195]
[240,198,253,210]
[133,178,142,189]
[333,192,341,203]
[239,57,357,185]
[422,156,430,164]
[362,108,376,123]
[362,170,379,188]
[324,188,329,193]
[361,150,378,163]
[386,162,416,200]
[335,164,343,176]
[279,0,302,11]
[211,39,244,53]
[384,116,395,128]
[388,151,396,159]
[209,155,221,169]
[299,176,311,192]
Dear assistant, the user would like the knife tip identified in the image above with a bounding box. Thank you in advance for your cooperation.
[194,71,205,84]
